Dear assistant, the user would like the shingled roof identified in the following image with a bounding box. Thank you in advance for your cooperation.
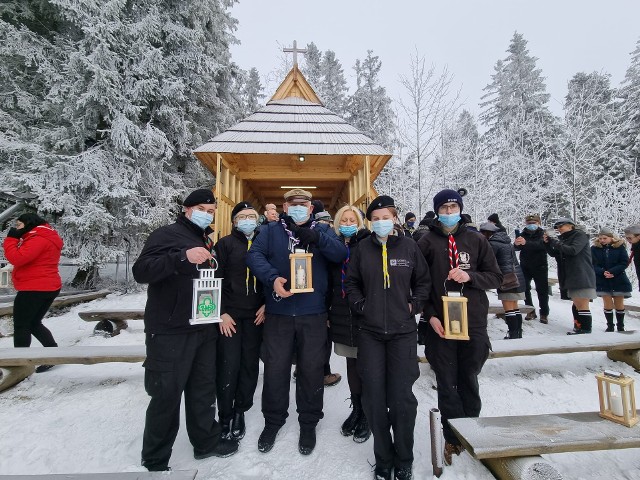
[193,97,390,156]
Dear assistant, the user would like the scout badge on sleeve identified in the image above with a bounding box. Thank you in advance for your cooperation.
[442,282,469,340]
[289,248,314,293]
[190,259,222,325]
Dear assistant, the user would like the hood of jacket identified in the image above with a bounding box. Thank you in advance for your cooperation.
[489,231,512,245]
[593,237,626,249]
[24,224,64,250]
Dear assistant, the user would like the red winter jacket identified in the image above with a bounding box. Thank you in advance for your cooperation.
[3,224,63,291]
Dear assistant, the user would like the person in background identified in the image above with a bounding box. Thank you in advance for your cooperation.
[417,189,502,466]
[480,222,526,339]
[514,214,550,324]
[544,218,596,335]
[403,212,417,237]
[315,211,333,226]
[328,205,371,443]
[412,212,435,242]
[264,204,279,223]
[624,225,640,289]
[591,228,632,332]
[246,188,347,456]
[346,195,430,480]
[214,202,265,441]
[133,189,238,472]
[3,213,63,373]
[487,213,506,232]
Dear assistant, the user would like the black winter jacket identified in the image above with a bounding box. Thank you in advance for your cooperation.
[632,242,640,291]
[545,228,596,291]
[591,239,632,294]
[488,231,526,294]
[214,228,265,315]
[346,233,430,335]
[514,227,548,270]
[133,215,214,334]
[328,229,370,346]
[417,222,502,337]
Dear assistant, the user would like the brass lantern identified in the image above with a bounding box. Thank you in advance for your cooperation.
[442,291,469,340]
[190,264,223,325]
[289,249,314,293]
[596,371,638,427]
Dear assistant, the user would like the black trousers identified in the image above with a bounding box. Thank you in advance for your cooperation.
[261,313,327,427]
[13,290,60,348]
[425,330,490,445]
[216,308,263,424]
[141,325,221,470]
[358,329,419,470]
[522,265,549,316]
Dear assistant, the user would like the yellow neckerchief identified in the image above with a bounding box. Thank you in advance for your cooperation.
[246,236,257,295]
[381,239,391,289]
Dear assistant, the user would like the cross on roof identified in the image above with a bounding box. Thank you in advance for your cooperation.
[283,40,307,68]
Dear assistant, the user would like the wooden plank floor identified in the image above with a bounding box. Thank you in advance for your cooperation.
[449,411,640,459]
[0,346,146,367]
[0,470,197,479]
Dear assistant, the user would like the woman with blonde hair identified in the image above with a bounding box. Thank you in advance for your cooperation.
[328,205,371,442]
[591,228,632,332]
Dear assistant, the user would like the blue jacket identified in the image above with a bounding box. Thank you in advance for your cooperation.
[591,239,632,294]
[246,219,347,316]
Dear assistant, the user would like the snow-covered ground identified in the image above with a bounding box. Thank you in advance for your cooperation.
[1,288,639,479]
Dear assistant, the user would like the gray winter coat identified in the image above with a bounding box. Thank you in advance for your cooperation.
[545,228,596,291]
[488,231,526,293]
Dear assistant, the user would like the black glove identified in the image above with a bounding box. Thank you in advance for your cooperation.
[296,227,320,248]
[6,227,24,239]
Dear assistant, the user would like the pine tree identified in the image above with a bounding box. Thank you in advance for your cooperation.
[319,50,347,116]
[241,67,264,115]
[302,42,323,92]
[618,37,640,175]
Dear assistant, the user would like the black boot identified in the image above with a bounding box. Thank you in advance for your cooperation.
[374,466,392,480]
[604,309,614,332]
[258,424,281,453]
[616,310,625,332]
[353,410,371,443]
[220,419,233,439]
[515,313,523,339]
[504,313,517,339]
[298,425,316,455]
[341,395,362,436]
[231,411,245,440]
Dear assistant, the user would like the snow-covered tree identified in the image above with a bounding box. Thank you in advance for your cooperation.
[618,37,640,176]
[240,67,265,115]
[318,50,348,116]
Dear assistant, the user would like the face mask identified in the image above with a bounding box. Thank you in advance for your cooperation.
[372,219,394,238]
[237,219,258,235]
[407,221,415,228]
[439,213,461,228]
[339,225,358,238]
[525,224,538,231]
[288,205,309,223]
[190,210,213,229]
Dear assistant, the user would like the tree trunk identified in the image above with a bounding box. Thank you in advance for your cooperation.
[71,266,100,289]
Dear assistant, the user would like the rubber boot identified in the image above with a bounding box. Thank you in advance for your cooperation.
[615,310,625,332]
[604,310,614,332]
[515,313,523,338]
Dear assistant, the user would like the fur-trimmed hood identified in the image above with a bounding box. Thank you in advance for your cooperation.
[593,237,626,249]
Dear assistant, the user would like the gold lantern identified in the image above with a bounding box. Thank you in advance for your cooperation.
[442,290,469,340]
[190,263,223,325]
[289,249,314,293]
[596,370,638,427]
[0,264,13,289]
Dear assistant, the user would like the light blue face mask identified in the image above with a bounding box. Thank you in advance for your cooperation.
[372,219,394,238]
[190,210,213,230]
[237,219,258,235]
[525,224,538,231]
[439,213,461,228]
[339,224,358,238]
[288,205,310,223]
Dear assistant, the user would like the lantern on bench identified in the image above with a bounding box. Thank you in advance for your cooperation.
[190,262,222,325]
[289,249,313,293]
[596,371,638,427]
[0,264,13,289]
[442,287,469,341]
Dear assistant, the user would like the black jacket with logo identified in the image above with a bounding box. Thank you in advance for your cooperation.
[214,227,265,315]
[345,233,430,335]
[133,215,215,334]
[417,222,502,336]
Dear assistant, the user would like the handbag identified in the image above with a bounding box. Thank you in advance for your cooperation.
[500,249,520,290]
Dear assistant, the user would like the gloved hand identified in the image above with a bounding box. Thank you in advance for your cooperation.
[6,227,24,239]
[296,227,320,248]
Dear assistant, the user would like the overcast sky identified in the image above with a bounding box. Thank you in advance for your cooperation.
[229,0,640,117]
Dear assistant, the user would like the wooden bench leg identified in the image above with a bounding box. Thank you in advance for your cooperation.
[483,456,562,480]
[607,349,640,371]
[0,365,36,393]
[93,319,129,337]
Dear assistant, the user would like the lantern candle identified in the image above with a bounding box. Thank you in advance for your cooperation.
[450,320,461,334]
[296,264,306,289]
[610,392,624,417]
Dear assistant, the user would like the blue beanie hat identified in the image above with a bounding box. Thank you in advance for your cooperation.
[433,189,463,213]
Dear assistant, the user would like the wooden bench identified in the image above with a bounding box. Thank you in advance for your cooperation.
[0,289,111,316]
[78,309,144,337]
[0,470,197,479]
[0,345,146,393]
[626,304,640,313]
[449,412,640,480]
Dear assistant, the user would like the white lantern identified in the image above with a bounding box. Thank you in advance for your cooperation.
[190,263,222,325]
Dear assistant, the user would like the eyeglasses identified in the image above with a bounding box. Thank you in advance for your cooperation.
[236,214,258,221]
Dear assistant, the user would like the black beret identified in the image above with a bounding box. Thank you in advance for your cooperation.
[183,189,216,207]
[366,195,396,220]
[231,201,255,219]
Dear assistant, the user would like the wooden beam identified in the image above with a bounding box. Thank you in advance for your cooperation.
[239,171,352,181]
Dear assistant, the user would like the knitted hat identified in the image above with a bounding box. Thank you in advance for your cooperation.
[311,199,325,213]
[231,201,255,220]
[183,189,216,207]
[553,217,575,228]
[479,222,500,232]
[315,211,333,222]
[624,225,640,235]
[433,189,463,213]
[488,213,500,224]
[404,212,416,223]
[16,213,47,233]
[366,195,396,220]
[598,227,615,238]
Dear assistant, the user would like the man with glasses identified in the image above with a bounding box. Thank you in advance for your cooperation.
[247,188,347,456]
[133,189,238,472]
[624,225,640,289]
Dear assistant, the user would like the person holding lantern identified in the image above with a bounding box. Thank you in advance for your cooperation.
[417,189,502,466]
[214,201,265,441]
[345,195,430,480]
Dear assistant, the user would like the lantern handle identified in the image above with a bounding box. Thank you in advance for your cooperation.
[443,279,464,297]
[196,256,219,271]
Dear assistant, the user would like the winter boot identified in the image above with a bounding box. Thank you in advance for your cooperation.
[615,310,625,332]
[374,466,392,480]
[515,313,523,339]
[525,310,537,321]
[353,410,371,443]
[539,314,549,324]
[341,395,362,436]
[394,466,413,480]
[258,424,281,453]
[443,442,464,466]
[298,425,316,455]
[231,411,246,440]
[568,310,592,335]
[604,309,614,332]
[504,311,518,339]
[220,419,233,439]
